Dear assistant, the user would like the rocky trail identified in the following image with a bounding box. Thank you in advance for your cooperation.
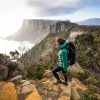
[1,65,97,100]
[0,76,82,100]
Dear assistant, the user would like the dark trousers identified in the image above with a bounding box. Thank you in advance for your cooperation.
[52,66,67,82]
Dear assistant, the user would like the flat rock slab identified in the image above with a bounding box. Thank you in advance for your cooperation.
[10,75,22,84]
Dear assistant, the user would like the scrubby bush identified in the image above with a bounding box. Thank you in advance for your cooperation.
[7,61,19,78]
[74,70,100,88]
[7,62,18,71]
[24,66,45,80]
[34,66,45,79]
[76,33,100,72]
[86,76,97,85]
[25,67,34,79]
[87,85,96,93]
[74,71,90,83]
[80,93,98,100]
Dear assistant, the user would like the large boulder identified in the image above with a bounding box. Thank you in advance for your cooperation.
[0,64,8,80]
[20,84,36,99]
[17,61,25,72]
[0,82,18,100]
[43,70,53,78]
[17,80,42,100]
[17,80,38,100]
[25,87,42,100]
[0,81,42,100]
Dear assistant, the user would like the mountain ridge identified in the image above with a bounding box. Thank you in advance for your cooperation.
[6,18,100,44]
[77,18,100,25]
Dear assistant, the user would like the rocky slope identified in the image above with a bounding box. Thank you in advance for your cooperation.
[6,19,57,43]
[0,65,99,100]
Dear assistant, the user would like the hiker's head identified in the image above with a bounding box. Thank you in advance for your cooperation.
[56,37,66,46]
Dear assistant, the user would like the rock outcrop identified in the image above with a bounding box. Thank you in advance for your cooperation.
[25,87,42,100]
[0,64,8,80]
[0,65,82,100]
[0,81,42,100]
[0,82,18,100]
[10,75,22,85]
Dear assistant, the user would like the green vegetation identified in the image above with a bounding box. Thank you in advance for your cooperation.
[7,62,18,71]
[34,66,45,79]
[7,61,19,78]
[74,70,90,84]
[76,33,100,72]
[80,93,98,100]
[86,76,98,86]
[87,85,96,93]
[23,65,45,80]
[73,70,100,88]
[75,33,100,100]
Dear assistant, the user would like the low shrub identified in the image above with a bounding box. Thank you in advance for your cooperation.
[73,71,90,83]
[80,93,98,100]
[24,66,45,80]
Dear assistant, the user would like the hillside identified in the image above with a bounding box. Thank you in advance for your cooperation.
[76,31,100,77]
[20,21,77,67]
[21,21,100,69]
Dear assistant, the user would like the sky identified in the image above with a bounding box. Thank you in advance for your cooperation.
[0,0,100,37]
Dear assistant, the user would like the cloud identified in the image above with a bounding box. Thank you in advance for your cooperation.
[37,7,80,16]
[27,0,80,8]
[26,0,100,17]
[26,0,82,16]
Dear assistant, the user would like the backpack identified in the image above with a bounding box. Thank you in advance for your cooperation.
[66,42,76,66]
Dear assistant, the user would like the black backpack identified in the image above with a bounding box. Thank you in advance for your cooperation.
[66,42,76,66]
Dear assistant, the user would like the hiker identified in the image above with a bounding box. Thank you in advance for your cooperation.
[52,37,69,85]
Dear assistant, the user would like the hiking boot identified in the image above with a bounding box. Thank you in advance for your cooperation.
[54,80,62,85]
[63,82,68,86]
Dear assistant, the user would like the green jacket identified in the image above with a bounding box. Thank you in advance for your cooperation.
[58,41,69,72]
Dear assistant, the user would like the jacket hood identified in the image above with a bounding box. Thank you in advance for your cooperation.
[59,41,68,50]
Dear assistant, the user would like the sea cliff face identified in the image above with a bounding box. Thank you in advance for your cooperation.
[7,19,57,43]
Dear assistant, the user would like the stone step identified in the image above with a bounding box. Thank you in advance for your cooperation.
[71,87,80,100]
[36,78,72,100]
